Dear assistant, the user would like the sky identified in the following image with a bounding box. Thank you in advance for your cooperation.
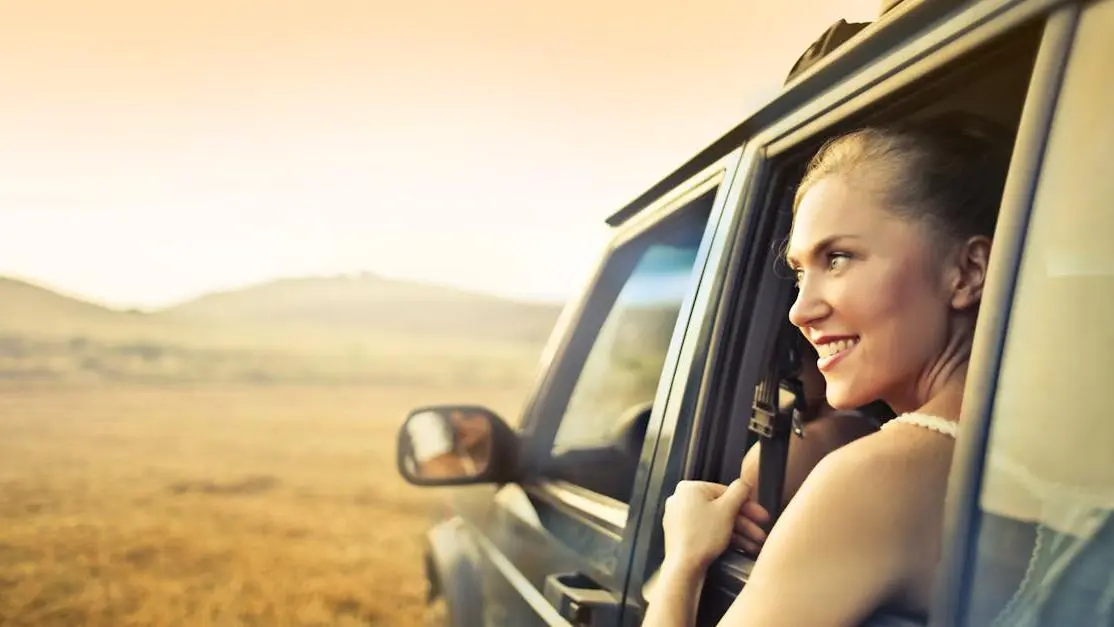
[0,0,882,310]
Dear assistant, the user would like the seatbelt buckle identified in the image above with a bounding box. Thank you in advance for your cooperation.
[748,401,777,438]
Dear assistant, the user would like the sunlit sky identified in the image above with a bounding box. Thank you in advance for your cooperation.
[0,0,880,310]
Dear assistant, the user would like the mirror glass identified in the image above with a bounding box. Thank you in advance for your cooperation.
[399,406,494,482]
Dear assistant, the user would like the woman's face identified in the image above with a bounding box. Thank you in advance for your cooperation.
[786,175,956,411]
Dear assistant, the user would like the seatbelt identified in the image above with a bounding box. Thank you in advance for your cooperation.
[747,323,807,529]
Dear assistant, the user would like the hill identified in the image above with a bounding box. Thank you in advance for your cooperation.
[163,274,561,345]
[0,275,563,385]
[0,276,157,338]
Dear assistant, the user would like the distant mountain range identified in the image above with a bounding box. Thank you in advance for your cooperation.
[0,274,687,387]
[0,274,564,347]
[0,275,566,384]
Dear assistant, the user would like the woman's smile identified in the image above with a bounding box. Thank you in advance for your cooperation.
[813,335,859,372]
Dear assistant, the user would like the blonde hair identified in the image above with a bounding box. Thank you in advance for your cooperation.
[794,113,1013,244]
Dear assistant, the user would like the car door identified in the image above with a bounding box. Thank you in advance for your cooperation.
[931,1,1114,624]
[465,153,742,627]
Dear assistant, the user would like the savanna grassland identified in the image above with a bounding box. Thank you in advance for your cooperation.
[0,381,533,627]
[0,274,554,626]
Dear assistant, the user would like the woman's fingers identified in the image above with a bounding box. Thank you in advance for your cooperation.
[731,532,763,556]
[739,500,771,525]
[733,515,768,544]
[718,479,752,512]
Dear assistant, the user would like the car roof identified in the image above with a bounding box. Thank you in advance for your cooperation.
[604,0,968,227]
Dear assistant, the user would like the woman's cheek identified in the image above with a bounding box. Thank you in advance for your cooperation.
[855,266,908,321]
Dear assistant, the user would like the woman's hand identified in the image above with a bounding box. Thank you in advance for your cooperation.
[736,444,771,555]
[732,500,771,555]
[662,479,752,572]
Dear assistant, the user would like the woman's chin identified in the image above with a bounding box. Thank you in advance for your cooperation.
[825,386,873,411]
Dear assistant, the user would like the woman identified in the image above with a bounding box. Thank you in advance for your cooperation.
[644,114,1010,626]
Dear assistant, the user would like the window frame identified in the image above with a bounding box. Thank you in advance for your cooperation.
[930,3,1096,625]
[619,0,1072,622]
[502,151,743,596]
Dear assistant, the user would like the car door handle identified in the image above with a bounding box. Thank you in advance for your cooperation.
[543,572,622,626]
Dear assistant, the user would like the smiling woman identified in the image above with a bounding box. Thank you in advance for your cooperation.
[645,112,1014,626]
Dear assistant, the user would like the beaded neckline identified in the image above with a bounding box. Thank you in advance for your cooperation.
[880,412,959,438]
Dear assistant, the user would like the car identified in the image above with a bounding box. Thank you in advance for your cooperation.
[394,0,1114,624]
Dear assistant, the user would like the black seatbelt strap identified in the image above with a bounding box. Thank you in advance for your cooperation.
[748,324,807,529]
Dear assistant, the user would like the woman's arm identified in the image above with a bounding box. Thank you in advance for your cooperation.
[645,559,708,626]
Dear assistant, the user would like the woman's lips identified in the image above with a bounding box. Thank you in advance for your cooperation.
[816,336,858,372]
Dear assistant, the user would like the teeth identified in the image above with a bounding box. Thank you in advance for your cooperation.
[819,338,857,358]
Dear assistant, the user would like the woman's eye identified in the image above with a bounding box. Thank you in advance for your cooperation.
[827,252,851,271]
[792,268,804,286]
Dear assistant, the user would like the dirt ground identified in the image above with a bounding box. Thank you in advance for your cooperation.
[0,383,530,626]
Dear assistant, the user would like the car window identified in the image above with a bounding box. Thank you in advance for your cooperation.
[552,244,698,449]
[964,3,1114,624]
[542,199,711,502]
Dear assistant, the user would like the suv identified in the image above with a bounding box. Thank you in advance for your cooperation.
[394,0,1114,625]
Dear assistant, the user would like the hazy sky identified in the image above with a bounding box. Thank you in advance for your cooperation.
[1,0,880,310]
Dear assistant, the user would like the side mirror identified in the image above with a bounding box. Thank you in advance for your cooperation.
[396,405,518,486]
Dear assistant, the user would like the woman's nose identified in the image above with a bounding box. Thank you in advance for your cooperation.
[788,276,828,329]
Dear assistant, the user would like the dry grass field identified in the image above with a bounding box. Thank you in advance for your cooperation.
[0,382,531,626]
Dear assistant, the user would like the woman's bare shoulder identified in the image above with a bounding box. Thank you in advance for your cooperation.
[730,429,939,623]
[842,423,950,471]
[794,428,952,531]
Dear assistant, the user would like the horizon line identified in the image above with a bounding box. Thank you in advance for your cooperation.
[0,270,573,314]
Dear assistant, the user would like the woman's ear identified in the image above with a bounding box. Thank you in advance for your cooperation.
[950,235,992,309]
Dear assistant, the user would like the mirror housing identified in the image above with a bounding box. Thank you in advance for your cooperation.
[396,405,519,486]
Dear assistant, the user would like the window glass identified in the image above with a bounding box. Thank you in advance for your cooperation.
[553,244,698,450]
[966,4,1114,624]
[543,197,712,502]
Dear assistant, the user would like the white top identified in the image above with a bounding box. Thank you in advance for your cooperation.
[880,412,958,438]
